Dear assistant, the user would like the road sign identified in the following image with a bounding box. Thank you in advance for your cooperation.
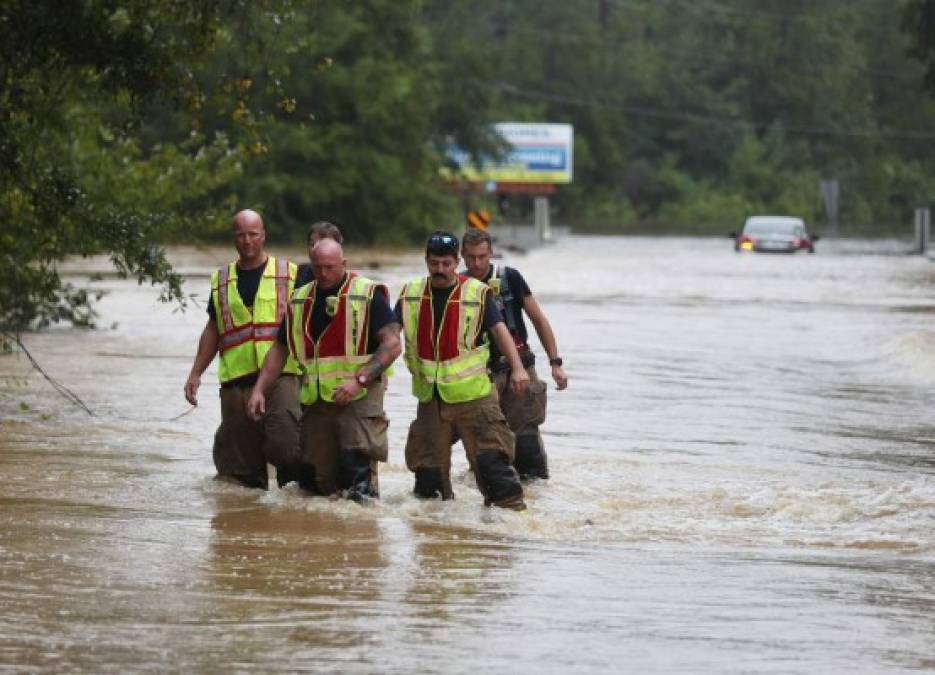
[443,122,574,184]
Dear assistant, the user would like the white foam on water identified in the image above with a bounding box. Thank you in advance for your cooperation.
[882,330,935,381]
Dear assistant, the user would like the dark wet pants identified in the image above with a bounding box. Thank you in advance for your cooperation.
[213,374,301,489]
[491,363,549,480]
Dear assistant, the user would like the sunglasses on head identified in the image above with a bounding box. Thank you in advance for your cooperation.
[426,233,458,254]
[429,233,456,245]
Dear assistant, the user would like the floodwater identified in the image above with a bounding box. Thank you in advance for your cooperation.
[2,236,935,672]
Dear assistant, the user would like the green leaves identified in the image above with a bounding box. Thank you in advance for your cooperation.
[0,0,249,330]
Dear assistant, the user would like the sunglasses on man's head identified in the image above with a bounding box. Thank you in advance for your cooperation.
[426,233,458,254]
[429,234,456,246]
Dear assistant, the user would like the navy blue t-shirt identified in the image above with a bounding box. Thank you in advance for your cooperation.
[295,262,312,288]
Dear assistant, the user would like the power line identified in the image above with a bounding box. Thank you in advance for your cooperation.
[494,81,935,140]
[495,19,919,83]
[606,0,856,25]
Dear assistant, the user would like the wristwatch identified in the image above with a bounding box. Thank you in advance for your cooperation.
[549,357,563,367]
[356,373,368,386]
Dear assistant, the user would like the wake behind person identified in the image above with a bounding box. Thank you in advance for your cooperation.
[183,209,302,489]
[396,230,530,510]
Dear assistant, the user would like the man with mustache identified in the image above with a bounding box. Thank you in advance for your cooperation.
[395,230,530,510]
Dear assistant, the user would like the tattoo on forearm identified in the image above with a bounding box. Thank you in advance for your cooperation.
[366,357,385,380]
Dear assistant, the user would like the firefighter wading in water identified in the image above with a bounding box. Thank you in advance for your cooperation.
[461,226,568,479]
[396,231,530,510]
[183,209,302,489]
[248,238,401,501]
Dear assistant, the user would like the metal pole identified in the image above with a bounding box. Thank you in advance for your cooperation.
[534,196,552,242]
[914,208,929,254]
[924,208,931,254]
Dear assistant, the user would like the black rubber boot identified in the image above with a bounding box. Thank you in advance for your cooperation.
[475,450,525,510]
[276,463,299,488]
[413,467,454,500]
[514,434,549,480]
[296,463,319,494]
[338,449,377,502]
[277,462,319,493]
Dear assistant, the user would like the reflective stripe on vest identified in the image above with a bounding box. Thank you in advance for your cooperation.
[288,273,385,404]
[211,256,301,383]
[399,275,491,404]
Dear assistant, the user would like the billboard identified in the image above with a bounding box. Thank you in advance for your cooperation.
[443,122,574,184]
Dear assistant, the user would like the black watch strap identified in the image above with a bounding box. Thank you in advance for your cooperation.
[549,357,563,367]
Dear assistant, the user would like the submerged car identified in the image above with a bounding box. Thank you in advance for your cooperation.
[731,216,818,253]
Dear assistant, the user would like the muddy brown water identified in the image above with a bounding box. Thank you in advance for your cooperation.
[2,237,935,672]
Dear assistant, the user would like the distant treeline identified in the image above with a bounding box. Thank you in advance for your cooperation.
[4,1,935,328]
[201,0,935,239]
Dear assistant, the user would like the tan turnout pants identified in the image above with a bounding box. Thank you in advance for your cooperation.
[298,381,389,496]
[404,389,523,507]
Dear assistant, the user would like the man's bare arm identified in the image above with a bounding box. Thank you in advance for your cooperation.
[246,342,289,419]
[184,319,219,406]
[523,294,568,390]
[333,322,402,405]
[490,322,530,394]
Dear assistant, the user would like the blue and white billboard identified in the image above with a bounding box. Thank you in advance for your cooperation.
[443,122,574,184]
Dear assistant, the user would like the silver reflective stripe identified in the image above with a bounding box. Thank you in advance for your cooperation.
[275,258,288,320]
[217,265,234,332]
[254,326,279,340]
[218,324,253,351]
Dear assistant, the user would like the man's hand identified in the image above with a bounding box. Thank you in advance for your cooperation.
[510,367,530,394]
[333,378,363,406]
[246,389,266,420]
[552,365,568,390]
[184,374,201,406]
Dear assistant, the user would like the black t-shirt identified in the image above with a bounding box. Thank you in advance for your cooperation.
[482,265,531,362]
[295,262,312,288]
[277,273,397,351]
[206,260,266,321]
[392,279,503,348]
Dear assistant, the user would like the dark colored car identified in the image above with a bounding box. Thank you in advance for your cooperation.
[731,216,818,253]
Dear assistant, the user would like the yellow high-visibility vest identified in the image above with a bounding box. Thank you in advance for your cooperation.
[399,275,491,403]
[211,256,301,383]
[287,273,387,404]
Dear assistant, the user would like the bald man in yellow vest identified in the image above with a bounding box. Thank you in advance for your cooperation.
[183,209,302,489]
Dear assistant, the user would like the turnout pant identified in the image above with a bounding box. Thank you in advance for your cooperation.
[405,389,525,509]
[492,364,549,479]
[213,374,301,489]
[292,381,389,498]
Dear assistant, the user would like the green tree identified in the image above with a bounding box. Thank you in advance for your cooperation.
[0,1,251,330]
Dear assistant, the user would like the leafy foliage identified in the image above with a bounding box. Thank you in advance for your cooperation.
[0,1,241,329]
[5,0,935,328]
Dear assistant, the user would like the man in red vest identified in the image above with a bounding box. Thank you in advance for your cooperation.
[396,231,530,510]
[248,239,401,501]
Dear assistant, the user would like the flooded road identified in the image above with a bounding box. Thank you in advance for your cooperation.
[2,236,935,672]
